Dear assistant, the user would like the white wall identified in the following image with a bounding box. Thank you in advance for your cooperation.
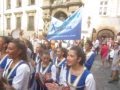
[116,0,120,16]
[0,0,44,36]
[81,0,120,39]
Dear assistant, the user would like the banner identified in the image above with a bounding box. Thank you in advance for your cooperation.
[47,8,82,40]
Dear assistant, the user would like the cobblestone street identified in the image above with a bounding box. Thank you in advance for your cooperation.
[91,55,120,90]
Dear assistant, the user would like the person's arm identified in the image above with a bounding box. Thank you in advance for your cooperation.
[85,74,96,90]
[12,64,30,90]
[45,82,70,90]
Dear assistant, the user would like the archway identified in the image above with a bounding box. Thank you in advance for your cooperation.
[97,29,115,39]
[54,11,67,21]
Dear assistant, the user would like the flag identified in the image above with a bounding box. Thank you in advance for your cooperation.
[48,17,63,36]
[47,8,82,40]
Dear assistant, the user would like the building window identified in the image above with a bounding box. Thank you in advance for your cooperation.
[6,18,11,29]
[16,0,22,7]
[99,0,108,16]
[29,0,35,5]
[16,17,21,29]
[6,0,11,9]
[27,16,34,30]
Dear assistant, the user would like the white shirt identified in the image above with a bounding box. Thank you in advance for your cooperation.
[93,40,99,49]
[109,49,114,58]
[59,67,96,90]
[51,65,57,81]
[112,49,120,66]
[85,74,96,90]
[3,62,30,90]
[12,64,30,90]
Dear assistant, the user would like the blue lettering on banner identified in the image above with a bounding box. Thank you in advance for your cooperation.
[47,8,82,40]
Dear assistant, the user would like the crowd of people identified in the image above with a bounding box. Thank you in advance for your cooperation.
[99,38,120,83]
[0,35,119,90]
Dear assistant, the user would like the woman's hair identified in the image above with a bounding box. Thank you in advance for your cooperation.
[38,43,46,50]
[0,36,12,44]
[22,38,34,52]
[44,40,51,49]
[0,36,13,50]
[10,39,28,62]
[57,47,68,58]
[42,50,52,62]
[70,46,86,65]
[42,50,50,56]
[86,40,93,47]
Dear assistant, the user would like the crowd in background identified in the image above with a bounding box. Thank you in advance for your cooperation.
[0,35,120,90]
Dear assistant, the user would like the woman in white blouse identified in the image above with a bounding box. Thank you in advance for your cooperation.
[2,39,30,90]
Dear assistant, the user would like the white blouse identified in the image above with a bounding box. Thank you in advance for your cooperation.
[13,63,30,90]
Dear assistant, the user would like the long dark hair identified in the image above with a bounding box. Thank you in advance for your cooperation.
[22,38,34,52]
[0,36,13,50]
[10,39,28,62]
[70,46,86,65]
[57,47,68,58]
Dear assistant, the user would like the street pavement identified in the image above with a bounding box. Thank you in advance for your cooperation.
[91,55,120,90]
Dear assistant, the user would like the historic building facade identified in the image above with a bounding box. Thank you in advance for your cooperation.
[42,0,120,40]
[0,0,120,40]
[85,0,120,40]
[41,0,83,37]
[0,0,43,38]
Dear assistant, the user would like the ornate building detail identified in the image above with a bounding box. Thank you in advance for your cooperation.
[42,0,83,33]
[43,13,51,34]
[54,11,67,21]
[97,29,115,39]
